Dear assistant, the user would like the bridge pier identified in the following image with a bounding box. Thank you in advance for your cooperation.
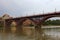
[35,24,44,40]
[4,20,11,33]
[16,24,23,35]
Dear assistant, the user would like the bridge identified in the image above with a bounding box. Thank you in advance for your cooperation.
[3,12,60,40]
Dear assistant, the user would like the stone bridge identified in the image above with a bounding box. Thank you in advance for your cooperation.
[3,12,60,40]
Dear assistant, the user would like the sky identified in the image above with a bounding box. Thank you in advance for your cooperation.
[0,0,60,17]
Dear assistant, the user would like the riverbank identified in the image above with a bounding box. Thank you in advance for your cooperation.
[42,26,60,28]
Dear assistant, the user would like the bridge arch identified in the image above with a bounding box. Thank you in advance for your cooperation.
[35,13,60,40]
[40,13,60,40]
[41,13,60,24]
[10,21,17,33]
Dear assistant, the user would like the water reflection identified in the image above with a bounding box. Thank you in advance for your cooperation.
[0,32,35,40]
[0,27,35,40]
[0,26,60,40]
[42,27,60,40]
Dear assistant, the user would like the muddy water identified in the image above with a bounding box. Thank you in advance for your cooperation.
[0,27,35,40]
[42,27,60,40]
[0,32,35,40]
[0,26,60,40]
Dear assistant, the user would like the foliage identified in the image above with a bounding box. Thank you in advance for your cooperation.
[43,20,60,25]
[29,23,34,27]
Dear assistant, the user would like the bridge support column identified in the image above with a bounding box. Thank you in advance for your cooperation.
[4,20,11,33]
[16,23,23,35]
[35,24,44,40]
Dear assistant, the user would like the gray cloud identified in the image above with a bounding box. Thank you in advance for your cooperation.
[0,0,60,17]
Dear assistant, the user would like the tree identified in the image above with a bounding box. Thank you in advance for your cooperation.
[43,20,60,26]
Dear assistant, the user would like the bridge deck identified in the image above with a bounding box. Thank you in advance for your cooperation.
[6,12,60,20]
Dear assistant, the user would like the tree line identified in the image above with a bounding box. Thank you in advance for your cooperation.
[43,20,60,26]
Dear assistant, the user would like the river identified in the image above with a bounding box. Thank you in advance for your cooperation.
[0,26,60,40]
[42,26,60,40]
[0,32,35,40]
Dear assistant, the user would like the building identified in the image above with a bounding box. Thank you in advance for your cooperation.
[2,14,12,19]
[0,14,12,29]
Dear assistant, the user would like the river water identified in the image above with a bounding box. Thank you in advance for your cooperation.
[0,26,60,40]
[42,27,60,40]
[0,32,35,40]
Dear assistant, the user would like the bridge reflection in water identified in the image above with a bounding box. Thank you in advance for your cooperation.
[0,26,60,40]
[0,26,35,40]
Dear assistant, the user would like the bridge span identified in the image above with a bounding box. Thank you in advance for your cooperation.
[3,12,60,40]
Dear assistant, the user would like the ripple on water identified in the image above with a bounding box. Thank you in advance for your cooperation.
[0,32,35,40]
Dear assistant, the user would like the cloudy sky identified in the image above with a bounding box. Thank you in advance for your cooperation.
[0,0,60,17]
